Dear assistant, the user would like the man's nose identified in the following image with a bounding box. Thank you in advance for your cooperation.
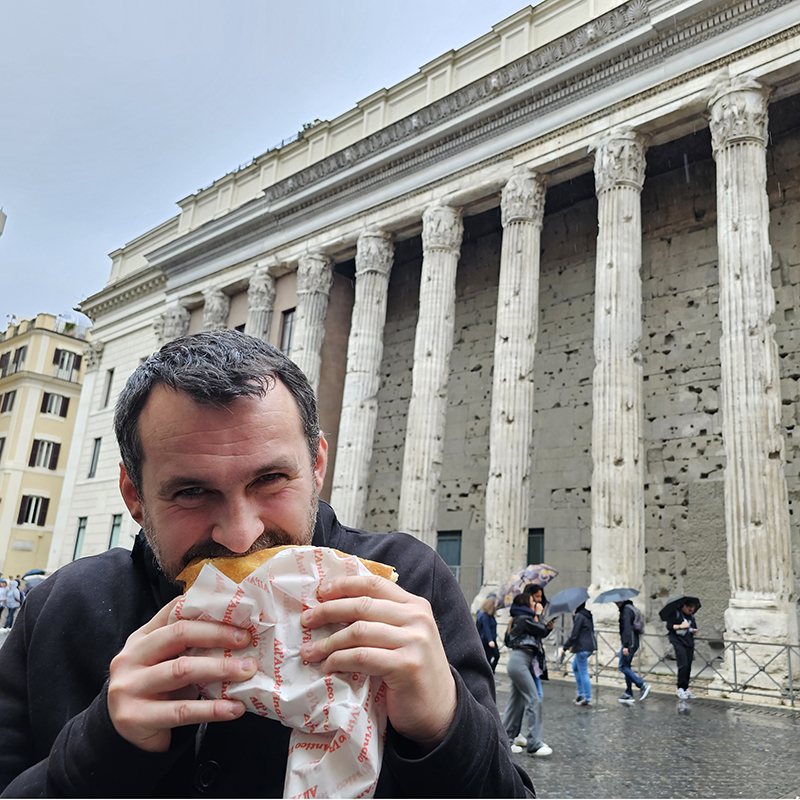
[211,499,265,553]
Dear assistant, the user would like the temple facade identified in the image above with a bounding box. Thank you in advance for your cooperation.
[50,0,800,654]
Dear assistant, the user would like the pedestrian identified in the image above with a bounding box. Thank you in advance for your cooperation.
[0,579,7,627]
[502,584,554,757]
[2,580,21,629]
[615,599,651,704]
[666,601,699,698]
[0,330,533,798]
[476,595,500,672]
[560,601,596,707]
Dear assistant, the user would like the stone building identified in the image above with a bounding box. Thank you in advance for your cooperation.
[51,0,800,655]
[0,313,90,575]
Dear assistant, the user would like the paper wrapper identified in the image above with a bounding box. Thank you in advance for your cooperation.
[170,547,388,799]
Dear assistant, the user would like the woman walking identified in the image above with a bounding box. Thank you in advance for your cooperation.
[476,596,500,672]
[561,602,596,707]
[502,584,554,757]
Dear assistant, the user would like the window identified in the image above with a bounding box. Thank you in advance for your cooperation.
[29,439,60,470]
[17,495,49,527]
[437,530,462,572]
[0,437,5,463]
[109,514,122,548]
[101,368,115,408]
[1,390,16,413]
[88,438,102,478]
[0,351,9,377]
[235,323,246,333]
[527,528,545,565]
[280,308,295,354]
[10,346,27,374]
[41,392,69,417]
[53,348,82,380]
[73,517,87,560]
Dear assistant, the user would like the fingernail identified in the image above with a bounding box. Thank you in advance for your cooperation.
[233,629,248,644]
[240,657,256,672]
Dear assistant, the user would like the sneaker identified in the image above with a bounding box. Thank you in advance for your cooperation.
[639,683,651,701]
[618,693,635,704]
[528,742,553,756]
[684,689,697,699]
[573,696,585,706]
[676,688,686,699]
[510,744,523,754]
[512,734,527,747]
[580,699,592,707]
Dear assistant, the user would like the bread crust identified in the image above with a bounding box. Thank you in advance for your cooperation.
[177,545,398,590]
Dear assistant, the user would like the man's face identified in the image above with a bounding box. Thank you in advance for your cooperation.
[120,382,327,583]
[682,603,696,615]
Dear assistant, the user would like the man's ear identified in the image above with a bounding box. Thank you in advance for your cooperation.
[314,435,328,493]
[119,463,144,527]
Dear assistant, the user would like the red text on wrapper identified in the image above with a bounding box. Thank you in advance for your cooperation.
[272,637,286,721]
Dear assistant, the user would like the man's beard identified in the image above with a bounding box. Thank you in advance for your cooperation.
[141,489,319,585]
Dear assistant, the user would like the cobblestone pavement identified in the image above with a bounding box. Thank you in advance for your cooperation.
[494,672,800,798]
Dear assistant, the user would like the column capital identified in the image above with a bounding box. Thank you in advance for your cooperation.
[590,127,648,193]
[153,303,190,346]
[707,74,772,154]
[247,266,276,311]
[84,340,105,372]
[297,253,334,296]
[355,230,394,279]
[500,168,547,227]
[421,203,463,255]
[202,288,231,330]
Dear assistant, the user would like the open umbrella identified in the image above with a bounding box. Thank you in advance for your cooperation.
[594,587,640,604]
[22,575,46,589]
[658,595,701,622]
[22,568,45,577]
[496,564,558,609]
[547,586,590,616]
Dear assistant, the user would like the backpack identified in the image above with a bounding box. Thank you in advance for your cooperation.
[630,605,645,635]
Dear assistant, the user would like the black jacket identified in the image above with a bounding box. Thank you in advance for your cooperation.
[618,601,639,650]
[563,607,596,654]
[666,609,697,649]
[0,502,533,798]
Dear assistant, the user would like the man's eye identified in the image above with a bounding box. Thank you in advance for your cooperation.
[258,473,287,484]
[177,487,205,498]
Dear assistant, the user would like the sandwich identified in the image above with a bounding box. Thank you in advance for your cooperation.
[177,544,398,590]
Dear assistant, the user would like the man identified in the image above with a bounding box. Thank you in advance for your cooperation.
[0,579,7,627]
[615,599,650,705]
[0,330,533,797]
[666,601,699,699]
[1,580,20,629]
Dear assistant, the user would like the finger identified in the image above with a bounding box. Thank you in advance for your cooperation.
[302,594,410,630]
[301,618,407,664]
[317,574,409,603]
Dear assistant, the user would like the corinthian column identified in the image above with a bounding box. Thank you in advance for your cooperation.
[482,168,547,593]
[202,288,230,330]
[291,253,333,393]
[588,128,648,617]
[245,265,276,341]
[398,203,463,546]
[330,231,394,527]
[708,75,797,649]
[153,304,190,346]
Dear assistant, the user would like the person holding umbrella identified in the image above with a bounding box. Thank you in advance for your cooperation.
[560,601,596,707]
[661,596,700,698]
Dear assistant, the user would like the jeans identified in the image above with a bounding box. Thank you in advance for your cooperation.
[533,674,543,699]
[502,649,543,750]
[572,650,592,701]
[618,646,644,693]
[673,643,694,690]
[3,607,17,628]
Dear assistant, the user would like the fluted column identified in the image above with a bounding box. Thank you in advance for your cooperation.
[291,253,333,394]
[482,169,547,592]
[708,75,797,647]
[330,231,394,527]
[153,304,190,346]
[245,266,276,341]
[398,204,464,546]
[588,127,648,611]
[202,288,230,331]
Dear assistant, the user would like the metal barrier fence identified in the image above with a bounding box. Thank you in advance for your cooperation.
[448,565,483,602]
[546,621,800,706]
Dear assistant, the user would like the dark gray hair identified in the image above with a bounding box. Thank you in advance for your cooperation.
[114,329,320,496]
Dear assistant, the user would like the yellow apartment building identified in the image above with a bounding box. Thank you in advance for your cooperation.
[0,312,89,575]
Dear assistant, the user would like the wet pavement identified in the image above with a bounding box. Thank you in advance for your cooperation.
[494,672,800,798]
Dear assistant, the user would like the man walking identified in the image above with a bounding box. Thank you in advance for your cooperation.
[615,599,650,704]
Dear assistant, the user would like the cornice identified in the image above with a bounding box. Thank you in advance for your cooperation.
[80,268,167,321]
[149,0,798,278]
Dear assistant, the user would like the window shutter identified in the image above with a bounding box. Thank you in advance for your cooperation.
[41,392,50,413]
[73,354,82,371]
[50,443,61,470]
[17,496,30,525]
[37,498,50,527]
[29,440,40,467]
[53,348,62,365]
[0,352,9,374]
[60,397,70,417]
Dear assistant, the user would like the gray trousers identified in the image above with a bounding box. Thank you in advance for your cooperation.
[502,648,543,749]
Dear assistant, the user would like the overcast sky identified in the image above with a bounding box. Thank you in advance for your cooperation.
[0,0,532,327]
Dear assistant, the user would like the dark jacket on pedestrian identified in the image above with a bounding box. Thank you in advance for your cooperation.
[618,600,639,650]
[666,608,697,649]
[476,610,497,647]
[0,502,534,798]
[563,606,596,654]
[505,605,550,677]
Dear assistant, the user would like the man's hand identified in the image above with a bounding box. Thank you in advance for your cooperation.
[107,598,258,753]
[622,647,629,656]
[299,576,457,750]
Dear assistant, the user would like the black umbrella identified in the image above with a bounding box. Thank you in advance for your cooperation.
[594,587,640,604]
[22,568,45,577]
[22,575,46,589]
[659,595,701,622]
[547,586,590,616]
